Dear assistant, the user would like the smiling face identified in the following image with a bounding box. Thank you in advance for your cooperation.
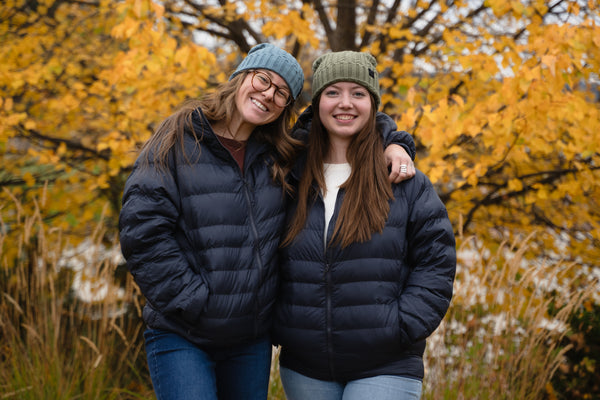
[318,81,373,145]
[234,69,289,132]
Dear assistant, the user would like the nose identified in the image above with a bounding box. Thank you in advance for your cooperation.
[261,85,278,102]
[339,93,352,107]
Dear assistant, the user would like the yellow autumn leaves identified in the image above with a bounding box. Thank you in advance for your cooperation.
[1,0,599,268]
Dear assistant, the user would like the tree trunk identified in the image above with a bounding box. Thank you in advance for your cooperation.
[333,0,357,51]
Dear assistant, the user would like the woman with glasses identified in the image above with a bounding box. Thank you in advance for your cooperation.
[119,43,415,400]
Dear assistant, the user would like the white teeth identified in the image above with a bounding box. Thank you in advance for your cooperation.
[252,98,267,111]
[335,115,355,120]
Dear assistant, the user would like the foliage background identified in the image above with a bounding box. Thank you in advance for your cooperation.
[1,0,599,398]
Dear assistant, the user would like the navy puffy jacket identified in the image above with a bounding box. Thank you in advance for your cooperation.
[273,113,456,381]
[119,109,285,347]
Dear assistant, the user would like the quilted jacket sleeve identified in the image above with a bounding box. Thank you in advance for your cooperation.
[376,112,416,161]
[119,155,209,324]
[398,171,456,345]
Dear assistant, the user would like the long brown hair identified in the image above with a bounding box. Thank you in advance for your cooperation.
[283,94,394,248]
[139,71,301,193]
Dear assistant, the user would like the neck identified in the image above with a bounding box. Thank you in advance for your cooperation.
[213,116,253,141]
[325,137,349,164]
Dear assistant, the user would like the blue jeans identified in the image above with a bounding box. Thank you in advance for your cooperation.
[144,329,272,400]
[280,366,422,400]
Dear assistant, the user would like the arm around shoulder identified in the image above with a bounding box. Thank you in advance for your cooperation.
[376,112,416,160]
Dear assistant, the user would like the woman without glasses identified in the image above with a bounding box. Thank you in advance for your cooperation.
[274,51,456,400]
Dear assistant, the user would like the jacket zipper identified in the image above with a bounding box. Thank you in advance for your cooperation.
[324,259,336,379]
[233,134,263,339]
[323,193,337,380]
[206,117,267,340]
[242,177,264,338]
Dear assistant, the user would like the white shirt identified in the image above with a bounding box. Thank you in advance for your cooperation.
[322,163,352,246]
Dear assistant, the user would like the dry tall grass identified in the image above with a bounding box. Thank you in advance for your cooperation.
[1,197,596,399]
[0,200,152,399]
[423,233,598,400]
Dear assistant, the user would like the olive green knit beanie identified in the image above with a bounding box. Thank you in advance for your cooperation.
[311,51,380,107]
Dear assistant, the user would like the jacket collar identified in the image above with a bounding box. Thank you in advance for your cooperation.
[191,108,272,168]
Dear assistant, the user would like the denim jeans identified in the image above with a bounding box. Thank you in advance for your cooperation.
[144,329,272,400]
[280,366,422,400]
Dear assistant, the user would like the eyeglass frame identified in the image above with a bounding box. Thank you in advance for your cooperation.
[249,70,293,107]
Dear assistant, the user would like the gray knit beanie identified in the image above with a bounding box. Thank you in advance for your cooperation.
[311,51,380,107]
[229,43,304,100]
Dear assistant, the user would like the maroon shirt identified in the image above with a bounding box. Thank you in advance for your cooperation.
[218,135,247,171]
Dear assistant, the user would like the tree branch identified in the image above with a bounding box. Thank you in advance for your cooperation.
[309,0,336,47]
[360,0,381,48]
[18,125,110,161]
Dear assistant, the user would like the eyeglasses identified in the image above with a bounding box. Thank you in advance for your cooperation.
[250,71,293,107]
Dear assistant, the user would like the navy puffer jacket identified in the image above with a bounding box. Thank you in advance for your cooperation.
[273,111,456,381]
[119,109,285,347]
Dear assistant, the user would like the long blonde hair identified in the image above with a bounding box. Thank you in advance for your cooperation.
[139,72,301,193]
[283,94,394,248]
